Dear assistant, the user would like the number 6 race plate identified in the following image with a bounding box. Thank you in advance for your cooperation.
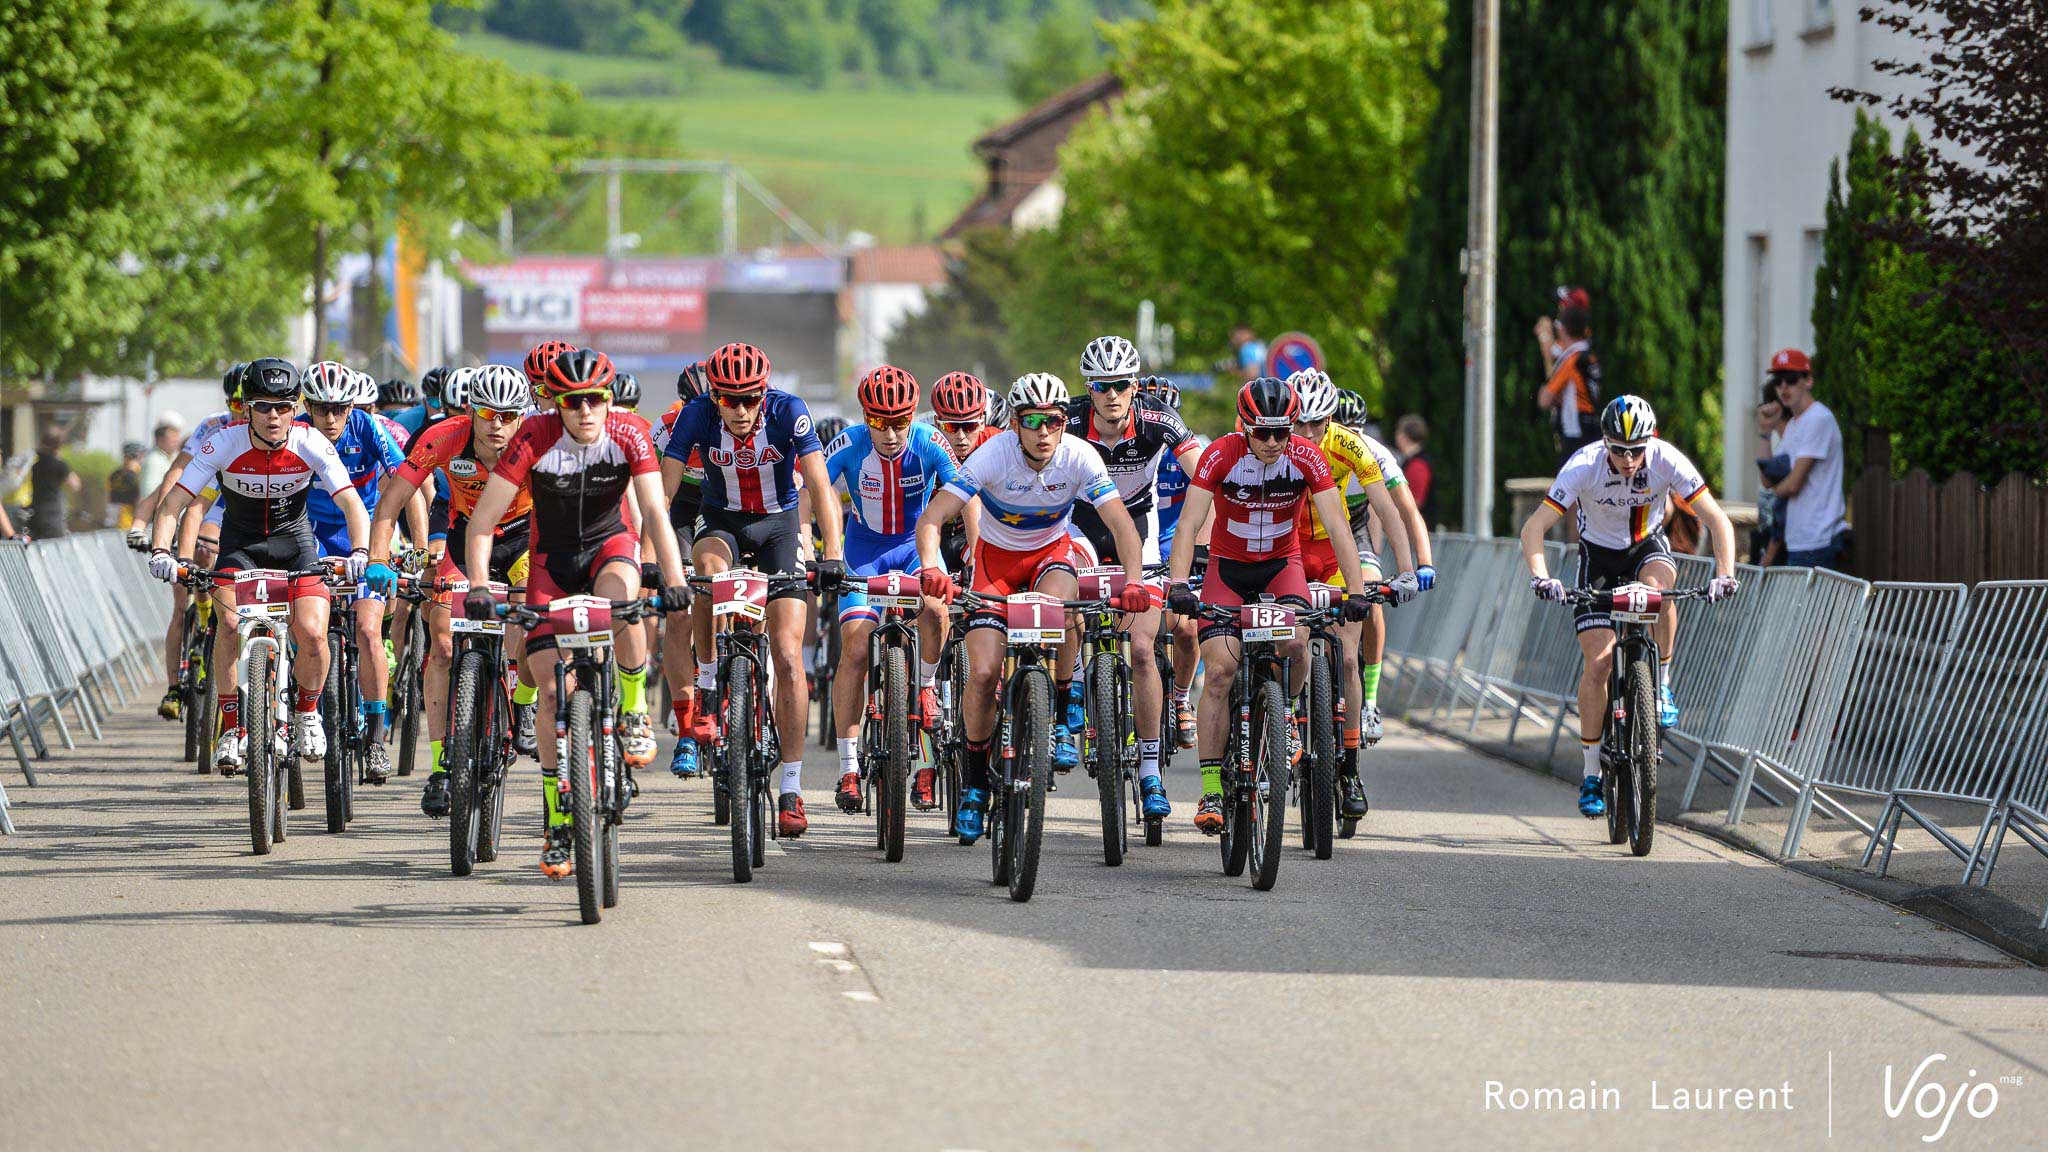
[1239,602,1297,642]
[1005,592,1067,646]
[712,568,771,622]
[549,594,614,650]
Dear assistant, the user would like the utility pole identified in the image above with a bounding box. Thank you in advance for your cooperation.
[605,168,623,259]
[1463,0,1500,538]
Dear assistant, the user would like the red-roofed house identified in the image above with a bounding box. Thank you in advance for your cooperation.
[942,73,1124,239]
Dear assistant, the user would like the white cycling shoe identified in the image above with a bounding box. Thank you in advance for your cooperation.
[214,729,246,774]
[295,711,327,762]
[1362,702,1384,747]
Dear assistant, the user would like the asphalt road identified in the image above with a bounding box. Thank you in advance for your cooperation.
[2,699,2042,1151]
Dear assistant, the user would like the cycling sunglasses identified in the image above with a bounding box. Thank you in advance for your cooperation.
[1016,410,1066,432]
[866,415,913,433]
[472,405,523,423]
[940,420,982,435]
[1604,440,1649,459]
[714,391,764,410]
[247,400,296,416]
[559,391,610,411]
[1087,377,1136,394]
[307,401,352,419]
[1247,425,1291,442]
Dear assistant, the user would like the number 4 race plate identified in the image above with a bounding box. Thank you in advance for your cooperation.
[233,569,292,620]
[1005,592,1067,646]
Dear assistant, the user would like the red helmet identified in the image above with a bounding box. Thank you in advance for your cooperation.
[705,342,771,394]
[931,371,987,422]
[1235,376,1298,433]
[857,364,919,420]
[541,347,616,401]
[524,340,575,388]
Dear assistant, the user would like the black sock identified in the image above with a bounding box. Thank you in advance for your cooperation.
[965,739,991,792]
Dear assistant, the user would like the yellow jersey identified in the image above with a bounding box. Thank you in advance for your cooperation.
[1304,422,1385,540]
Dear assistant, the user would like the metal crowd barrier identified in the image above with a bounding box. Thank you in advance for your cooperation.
[1385,530,2048,925]
[0,531,167,833]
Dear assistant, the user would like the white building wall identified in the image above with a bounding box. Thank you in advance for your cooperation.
[848,283,935,374]
[1721,0,1927,499]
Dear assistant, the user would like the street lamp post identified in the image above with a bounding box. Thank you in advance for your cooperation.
[1463,0,1500,538]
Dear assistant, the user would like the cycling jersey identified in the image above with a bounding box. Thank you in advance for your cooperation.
[493,412,660,555]
[1301,422,1385,541]
[299,408,405,538]
[1190,433,1335,562]
[663,391,822,514]
[1155,433,1201,549]
[652,402,704,484]
[943,433,1118,553]
[1543,439,1708,551]
[1062,397,1196,518]
[176,423,354,540]
[825,423,959,541]
[932,422,1002,465]
[396,416,534,531]
[181,410,241,457]
[392,403,446,439]
[373,412,410,452]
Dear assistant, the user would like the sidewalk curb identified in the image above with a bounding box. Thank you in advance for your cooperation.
[1399,715,2047,969]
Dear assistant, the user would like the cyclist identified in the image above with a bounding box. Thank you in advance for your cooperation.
[1163,377,1415,835]
[376,377,417,418]
[661,342,845,839]
[1520,395,1738,818]
[912,372,1152,842]
[352,370,412,453]
[1285,368,1430,817]
[299,362,420,784]
[824,366,961,813]
[365,363,543,816]
[393,367,450,441]
[145,359,371,770]
[1061,336,1201,819]
[136,362,245,719]
[462,349,689,879]
[928,371,996,575]
[522,340,577,413]
[655,362,710,778]
[1143,375,1207,749]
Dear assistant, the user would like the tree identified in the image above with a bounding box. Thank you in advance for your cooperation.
[885,227,1020,386]
[1006,0,1445,408]
[1810,111,1904,479]
[1383,0,1728,526]
[212,0,575,357]
[1006,2,1102,106]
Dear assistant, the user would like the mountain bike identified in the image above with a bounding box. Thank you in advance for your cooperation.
[502,593,667,924]
[691,568,813,884]
[172,588,218,775]
[1192,599,1302,891]
[387,550,433,777]
[842,571,927,864]
[423,574,521,876]
[951,589,1063,903]
[1559,584,1714,857]
[318,563,367,833]
[1069,567,1141,867]
[933,626,969,838]
[813,583,840,748]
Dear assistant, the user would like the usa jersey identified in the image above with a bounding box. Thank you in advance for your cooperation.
[825,423,959,543]
[298,408,405,533]
[663,391,822,513]
[943,433,1118,552]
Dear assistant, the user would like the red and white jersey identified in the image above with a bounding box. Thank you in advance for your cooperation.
[176,423,353,539]
[373,411,411,452]
[493,411,660,555]
[1190,432,1335,561]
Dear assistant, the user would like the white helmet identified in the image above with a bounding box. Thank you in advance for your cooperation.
[1007,372,1070,411]
[349,368,381,406]
[1079,335,1141,382]
[1288,368,1339,423]
[443,366,476,410]
[303,361,355,404]
[985,390,1010,427]
[468,364,532,411]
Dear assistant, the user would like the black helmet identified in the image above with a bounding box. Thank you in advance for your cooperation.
[815,416,849,446]
[1333,391,1369,428]
[677,361,708,401]
[241,357,301,402]
[377,378,417,407]
[614,372,641,409]
[420,366,449,402]
[223,362,248,400]
[1236,375,1299,431]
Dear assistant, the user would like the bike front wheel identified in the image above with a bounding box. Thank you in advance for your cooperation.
[1006,670,1052,902]
[878,645,910,863]
[725,654,758,882]
[567,687,604,923]
[245,667,275,855]
[322,650,350,834]
[448,649,488,876]
[1088,653,1125,867]
[1250,678,1288,891]
[1625,654,1658,857]
[1304,647,1337,860]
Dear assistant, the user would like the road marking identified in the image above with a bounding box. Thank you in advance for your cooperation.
[842,990,879,1003]
[811,940,882,1002]
[809,941,847,956]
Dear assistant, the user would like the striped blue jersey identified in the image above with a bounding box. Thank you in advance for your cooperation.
[824,422,959,543]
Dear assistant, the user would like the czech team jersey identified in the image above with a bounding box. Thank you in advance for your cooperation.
[1301,422,1385,541]
[825,423,959,542]
[1155,433,1203,541]
[1543,439,1708,551]
[176,423,355,539]
[663,390,821,514]
[493,412,661,555]
[943,433,1118,553]
[1191,432,1336,562]
[298,408,405,535]
[396,416,533,531]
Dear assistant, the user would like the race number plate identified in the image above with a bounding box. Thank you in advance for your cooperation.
[450,580,511,636]
[549,594,614,650]
[864,572,922,613]
[711,569,770,622]
[1607,584,1664,624]
[1305,582,1341,611]
[1076,566,1127,602]
[1239,602,1298,642]
[233,569,292,620]
[1005,592,1067,646]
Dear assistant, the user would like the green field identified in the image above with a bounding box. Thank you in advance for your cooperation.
[458,32,1017,246]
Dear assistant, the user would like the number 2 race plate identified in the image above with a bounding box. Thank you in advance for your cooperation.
[711,568,770,623]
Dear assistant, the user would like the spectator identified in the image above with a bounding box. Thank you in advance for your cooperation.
[109,442,145,529]
[28,427,80,539]
[1228,324,1267,383]
[1536,290,1600,463]
[1394,413,1435,525]
[1751,389,1789,566]
[0,501,14,540]
[139,414,182,496]
[1534,285,1592,366]
[1765,348,1850,568]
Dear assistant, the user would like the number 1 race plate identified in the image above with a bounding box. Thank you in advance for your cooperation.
[711,568,770,622]
[1239,602,1298,642]
[449,580,511,635]
[549,594,614,650]
[233,569,292,620]
[1005,592,1067,646]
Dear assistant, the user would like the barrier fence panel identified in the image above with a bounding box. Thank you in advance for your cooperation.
[1723,569,1871,829]
[1430,541,1519,720]
[1505,541,1586,760]
[0,542,99,743]
[1865,581,2048,883]
[1463,544,1544,733]
[1383,534,1482,713]
[0,567,63,772]
[1777,583,1969,858]
[1676,564,1798,812]
[48,536,149,700]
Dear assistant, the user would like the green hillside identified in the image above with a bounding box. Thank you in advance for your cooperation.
[459,31,1018,245]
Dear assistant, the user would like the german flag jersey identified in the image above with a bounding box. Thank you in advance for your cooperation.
[1543,439,1708,550]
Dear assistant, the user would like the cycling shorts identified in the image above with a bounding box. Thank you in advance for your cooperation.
[214,522,326,602]
[435,518,531,590]
[1301,538,1383,589]
[695,505,803,601]
[1574,531,1677,633]
[525,531,640,651]
[837,531,925,624]
[965,536,1077,635]
[669,481,701,546]
[1197,554,1309,644]
[1071,502,1153,571]
[428,490,450,543]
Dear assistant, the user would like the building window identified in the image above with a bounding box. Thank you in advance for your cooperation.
[1802,229,1824,353]
[1747,0,1775,48]
[1748,234,1771,382]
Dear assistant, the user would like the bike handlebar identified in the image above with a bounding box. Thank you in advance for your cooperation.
[499,595,666,628]
[1559,586,1715,608]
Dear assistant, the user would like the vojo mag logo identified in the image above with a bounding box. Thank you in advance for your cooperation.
[1883,1053,2010,1143]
